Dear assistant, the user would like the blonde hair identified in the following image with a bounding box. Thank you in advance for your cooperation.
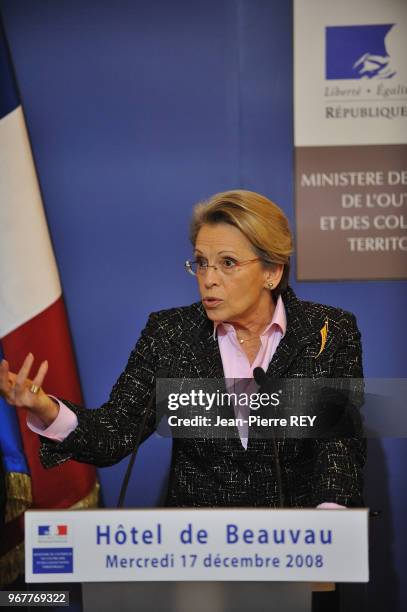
[190,190,293,296]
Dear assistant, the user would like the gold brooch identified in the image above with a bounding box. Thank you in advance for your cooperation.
[316,318,329,358]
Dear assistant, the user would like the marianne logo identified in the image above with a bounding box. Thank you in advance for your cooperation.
[326,24,401,80]
[38,525,68,536]
[36,523,71,544]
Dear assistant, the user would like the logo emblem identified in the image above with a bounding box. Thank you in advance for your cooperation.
[326,24,398,79]
[36,523,71,544]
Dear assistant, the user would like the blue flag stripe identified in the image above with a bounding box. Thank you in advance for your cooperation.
[0,18,20,120]
[0,343,30,475]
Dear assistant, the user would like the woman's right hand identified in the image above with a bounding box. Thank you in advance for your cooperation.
[0,353,60,427]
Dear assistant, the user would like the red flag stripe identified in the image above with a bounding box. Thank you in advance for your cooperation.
[2,297,96,509]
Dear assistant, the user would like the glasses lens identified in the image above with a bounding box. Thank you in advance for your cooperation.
[185,260,196,275]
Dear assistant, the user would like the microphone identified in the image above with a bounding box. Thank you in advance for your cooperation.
[253,366,267,387]
[117,365,170,508]
[253,367,285,508]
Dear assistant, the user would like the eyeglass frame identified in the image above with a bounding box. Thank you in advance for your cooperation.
[184,257,263,276]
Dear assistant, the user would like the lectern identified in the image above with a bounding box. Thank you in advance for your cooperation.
[25,508,369,612]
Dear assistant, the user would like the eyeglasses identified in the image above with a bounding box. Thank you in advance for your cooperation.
[185,256,261,276]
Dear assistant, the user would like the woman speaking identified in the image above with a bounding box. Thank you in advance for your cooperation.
[0,190,365,508]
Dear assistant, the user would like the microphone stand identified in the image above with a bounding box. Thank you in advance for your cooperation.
[117,367,169,508]
[253,366,285,508]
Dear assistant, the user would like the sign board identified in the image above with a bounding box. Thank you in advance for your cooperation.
[25,509,369,583]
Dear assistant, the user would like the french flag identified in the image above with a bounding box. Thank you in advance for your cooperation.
[0,19,97,583]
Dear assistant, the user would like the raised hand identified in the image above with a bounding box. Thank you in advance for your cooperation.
[0,353,59,426]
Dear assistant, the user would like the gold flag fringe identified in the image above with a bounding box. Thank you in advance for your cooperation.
[0,472,32,587]
[0,543,25,587]
[4,472,32,522]
[70,481,100,509]
[0,477,100,586]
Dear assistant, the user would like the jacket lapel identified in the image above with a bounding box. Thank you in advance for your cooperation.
[266,287,318,377]
[188,304,224,379]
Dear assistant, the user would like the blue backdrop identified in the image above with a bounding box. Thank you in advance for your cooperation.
[1,1,406,609]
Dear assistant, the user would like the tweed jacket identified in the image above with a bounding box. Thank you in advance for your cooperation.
[39,286,365,508]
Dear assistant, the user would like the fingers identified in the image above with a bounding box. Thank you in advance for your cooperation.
[0,358,9,386]
[14,353,34,397]
[0,353,49,408]
[0,359,13,398]
[32,360,48,389]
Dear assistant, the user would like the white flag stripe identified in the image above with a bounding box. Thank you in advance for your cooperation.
[0,106,61,337]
